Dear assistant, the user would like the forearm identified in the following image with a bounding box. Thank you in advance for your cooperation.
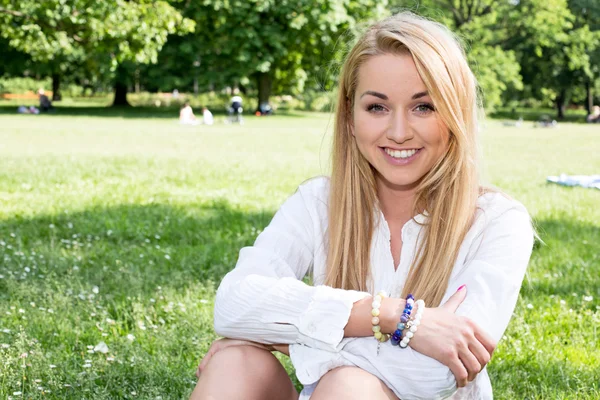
[344,297,405,337]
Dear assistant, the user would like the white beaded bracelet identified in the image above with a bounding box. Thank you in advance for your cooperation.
[399,299,425,348]
[371,291,390,343]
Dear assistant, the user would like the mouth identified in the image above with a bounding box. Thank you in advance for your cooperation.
[383,147,421,160]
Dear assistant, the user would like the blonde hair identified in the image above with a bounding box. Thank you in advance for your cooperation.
[325,12,481,306]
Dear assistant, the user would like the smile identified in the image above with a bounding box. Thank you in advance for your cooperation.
[384,148,420,159]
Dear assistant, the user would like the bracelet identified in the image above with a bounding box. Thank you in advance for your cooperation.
[391,294,414,346]
[400,299,425,348]
[371,291,390,343]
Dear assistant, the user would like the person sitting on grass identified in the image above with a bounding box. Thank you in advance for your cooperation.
[191,11,534,400]
[587,105,600,123]
[202,106,214,125]
[38,88,53,112]
[180,102,199,125]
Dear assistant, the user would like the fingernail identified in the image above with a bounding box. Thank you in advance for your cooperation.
[457,284,466,292]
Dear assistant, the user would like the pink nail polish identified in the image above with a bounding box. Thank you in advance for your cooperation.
[457,284,466,292]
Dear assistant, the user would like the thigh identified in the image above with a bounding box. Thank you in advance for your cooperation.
[310,366,398,400]
[190,345,298,400]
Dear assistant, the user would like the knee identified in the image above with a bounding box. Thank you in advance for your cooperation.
[312,367,395,400]
[192,345,294,400]
[204,345,285,386]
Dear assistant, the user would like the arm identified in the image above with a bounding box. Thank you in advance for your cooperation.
[291,199,534,399]
[213,178,371,352]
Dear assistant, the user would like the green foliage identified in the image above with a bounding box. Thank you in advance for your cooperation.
[147,0,389,102]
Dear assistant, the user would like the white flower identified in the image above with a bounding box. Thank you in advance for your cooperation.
[83,363,91,368]
[583,296,593,302]
[560,300,566,305]
[526,304,533,309]
[49,364,57,369]
[13,392,22,396]
[200,299,209,304]
[92,286,99,294]
[164,254,170,260]
[1,344,9,348]
[94,342,109,354]
[127,334,135,341]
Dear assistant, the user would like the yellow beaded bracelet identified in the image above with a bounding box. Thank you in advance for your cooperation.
[371,291,390,343]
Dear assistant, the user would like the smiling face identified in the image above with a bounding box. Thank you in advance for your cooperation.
[352,52,450,193]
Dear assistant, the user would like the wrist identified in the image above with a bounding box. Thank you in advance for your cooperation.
[380,297,406,333]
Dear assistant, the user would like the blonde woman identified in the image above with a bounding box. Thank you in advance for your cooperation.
[191,11,534,400]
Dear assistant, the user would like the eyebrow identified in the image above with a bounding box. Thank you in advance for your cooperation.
[359,90,429,100]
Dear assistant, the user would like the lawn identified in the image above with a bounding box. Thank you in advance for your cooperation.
[0,108,598,399]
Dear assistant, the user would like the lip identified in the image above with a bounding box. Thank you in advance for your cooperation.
[379,147,422,165]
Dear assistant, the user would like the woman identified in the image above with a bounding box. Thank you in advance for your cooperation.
[191,11,534,400]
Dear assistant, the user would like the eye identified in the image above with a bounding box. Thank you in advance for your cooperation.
[367,103,387,113]
[414,103,435,115]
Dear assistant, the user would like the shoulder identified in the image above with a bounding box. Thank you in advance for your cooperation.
[474,191,533,236]
[296,176,330,204]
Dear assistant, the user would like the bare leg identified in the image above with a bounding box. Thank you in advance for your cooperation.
[311,366,398,400]
[189,345,299,400]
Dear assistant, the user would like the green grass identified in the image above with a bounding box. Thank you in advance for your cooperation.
[0,106,599,399]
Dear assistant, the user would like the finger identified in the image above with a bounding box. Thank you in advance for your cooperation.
[458,346,482,382]
[473,327,497,355]
[441,285,467,312]
[468,338,491,369]
[448,357,469,388]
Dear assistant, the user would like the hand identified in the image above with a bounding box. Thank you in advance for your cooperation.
[196,338,289,378]
[408,286,496,388]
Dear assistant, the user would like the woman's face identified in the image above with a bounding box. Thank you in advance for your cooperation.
[352,53,450,192]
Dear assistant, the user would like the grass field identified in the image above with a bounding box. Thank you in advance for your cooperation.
[0,107,599,399]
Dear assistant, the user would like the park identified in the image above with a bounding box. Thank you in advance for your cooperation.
[1,1,600,399]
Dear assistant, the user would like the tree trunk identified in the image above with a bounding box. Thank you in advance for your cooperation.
[256,72,272,111]
[112,65,131,107]
[52,73,62,101]
[585,80,593,116]
[555,89,566,120]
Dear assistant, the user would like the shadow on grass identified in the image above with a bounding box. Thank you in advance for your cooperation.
[0,201,274,302]
[0,104,320,119]
[490,108,589,123]
[522,216,600,299]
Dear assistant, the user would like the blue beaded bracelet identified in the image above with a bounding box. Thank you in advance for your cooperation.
[391,294,414,346]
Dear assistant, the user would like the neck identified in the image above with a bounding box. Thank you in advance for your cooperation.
[376,177,418,225]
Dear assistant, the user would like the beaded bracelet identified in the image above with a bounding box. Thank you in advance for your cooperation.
[391,294,414,346]
[371,291,390,343]
[399,299,425,348]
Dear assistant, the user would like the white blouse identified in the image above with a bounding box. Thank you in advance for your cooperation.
[214,177,534,399]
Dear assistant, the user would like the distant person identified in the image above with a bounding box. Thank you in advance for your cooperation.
[173,89,180,99]
[202,106,214,125]
[180,102,199,125]
[227,95,244,124]
[17,105,30,114]
[587,105,600,123]
[38,89,52,112]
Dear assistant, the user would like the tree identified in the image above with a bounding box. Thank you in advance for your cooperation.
[169,0,389,108]
[0,0,194,106]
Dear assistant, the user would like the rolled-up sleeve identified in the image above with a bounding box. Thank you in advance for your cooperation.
[213,179,370,351]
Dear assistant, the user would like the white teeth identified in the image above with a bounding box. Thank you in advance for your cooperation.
[385,148,417,159]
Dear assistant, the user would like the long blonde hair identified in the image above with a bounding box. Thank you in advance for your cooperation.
[325,12,481,307]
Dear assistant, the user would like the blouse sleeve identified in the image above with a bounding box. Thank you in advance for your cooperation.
[290,197,534,399]
[213,178,370,352]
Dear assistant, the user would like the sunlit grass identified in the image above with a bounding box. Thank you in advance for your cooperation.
[0,111,598,399]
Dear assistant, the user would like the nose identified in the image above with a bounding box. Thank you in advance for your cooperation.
[386,110,413,143]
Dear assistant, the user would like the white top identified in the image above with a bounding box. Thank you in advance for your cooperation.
[203,109,214,125]
[214,177,534,399]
